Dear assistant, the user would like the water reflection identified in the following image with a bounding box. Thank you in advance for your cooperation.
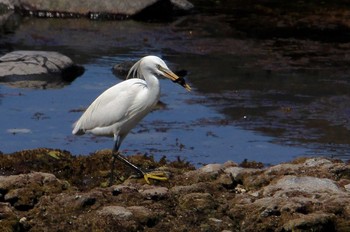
[173,54,350,159]
[0,59,309,166]
[0,15,349,165]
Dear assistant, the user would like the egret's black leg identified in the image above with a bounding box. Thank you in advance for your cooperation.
[114,152,168,184]
[109,138,121,186]
[115,153,145,176]
[109,137,168,185]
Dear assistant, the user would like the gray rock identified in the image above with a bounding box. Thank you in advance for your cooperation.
[224,166,259,181]
[2,0,193,18]
[199,163,223,174]
[0,50,73,76]
[264,163,301,175]
[345,184,350,192]
[262,175,343,197]
[139,186,169,200]
[0,172,66,210]
[127,206,155,224]
[111,184,138,195]
[98,205,133,219]
[0,50,84,88]
[303,158,333,167]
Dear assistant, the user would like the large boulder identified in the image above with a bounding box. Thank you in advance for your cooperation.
[1,0,193,19]
[0,50,84,88]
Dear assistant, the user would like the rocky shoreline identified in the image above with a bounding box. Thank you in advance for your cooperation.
[0,148,349,231]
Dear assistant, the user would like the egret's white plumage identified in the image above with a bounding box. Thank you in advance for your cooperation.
[72,55,190,184]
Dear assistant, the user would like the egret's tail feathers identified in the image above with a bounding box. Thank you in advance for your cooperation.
[72,128,85,135]
[72,122,85,135]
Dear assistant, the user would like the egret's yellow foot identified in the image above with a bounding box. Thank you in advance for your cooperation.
[143,171,168,184]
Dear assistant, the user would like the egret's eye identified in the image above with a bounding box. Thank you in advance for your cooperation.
[156,64,161,70]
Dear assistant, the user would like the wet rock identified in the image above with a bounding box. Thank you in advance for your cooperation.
[0,50,84,88]
[5,0,193,19]
[112,60,135,78]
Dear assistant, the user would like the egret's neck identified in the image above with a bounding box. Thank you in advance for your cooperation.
[144,72,160,99]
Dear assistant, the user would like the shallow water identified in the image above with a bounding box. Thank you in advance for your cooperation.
[1,15,350,166]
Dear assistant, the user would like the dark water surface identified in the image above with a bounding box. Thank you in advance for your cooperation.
[1,14,350,166]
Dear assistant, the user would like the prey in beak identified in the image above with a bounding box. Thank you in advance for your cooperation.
[159,65,191,91]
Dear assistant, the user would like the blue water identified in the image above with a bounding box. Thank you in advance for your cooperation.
[1,16,349,166]
[0,56,308,166]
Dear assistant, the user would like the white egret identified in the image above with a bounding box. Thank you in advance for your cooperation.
[72,55,191,185]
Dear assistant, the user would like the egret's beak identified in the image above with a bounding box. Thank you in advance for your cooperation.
[160,66,191,91]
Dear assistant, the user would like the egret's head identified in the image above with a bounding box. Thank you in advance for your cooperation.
[128,56,191,91]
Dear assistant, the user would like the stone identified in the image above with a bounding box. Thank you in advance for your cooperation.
[0,50,84,88]
[0,202,16,219]
[170,182,208,195]
[0,172,67,210]
[262,175,343,197]
[224,166,258,181]
[178,192,217,213]
[0,50,73,76]
[127,206,155,224]
[139,186,169,200]
[111,184,138,196]
[345,184,350,192]
[303,158,333,167]
[3,0,193,18]
[282,213,335,232]
[199,163,223,174]
[0,150,349,231]
[98,205,133,219]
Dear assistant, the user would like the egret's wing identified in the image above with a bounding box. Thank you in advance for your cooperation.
[72,79,148,135]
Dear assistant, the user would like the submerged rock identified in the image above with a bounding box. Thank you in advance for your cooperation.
[0,50,84,88]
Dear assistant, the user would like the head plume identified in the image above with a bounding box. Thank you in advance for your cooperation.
[126,59,143,79]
